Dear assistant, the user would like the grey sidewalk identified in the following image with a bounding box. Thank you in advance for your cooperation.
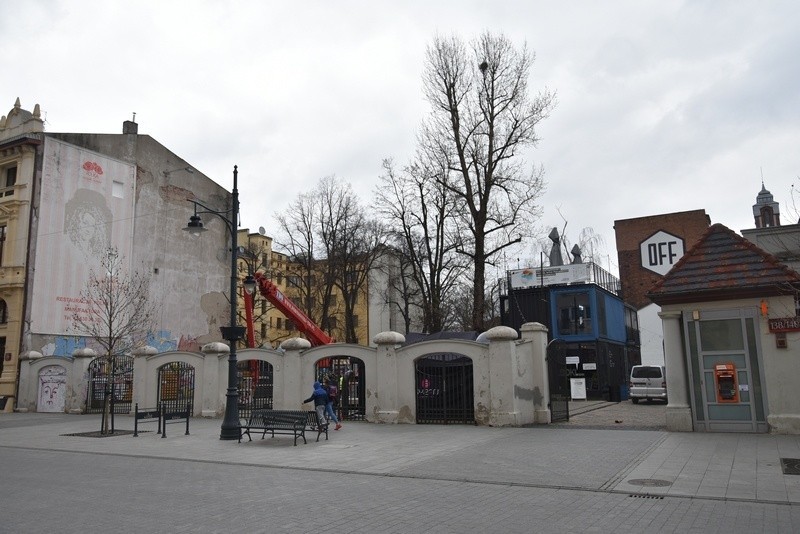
[1,411,800,532]
[2,410,800,502]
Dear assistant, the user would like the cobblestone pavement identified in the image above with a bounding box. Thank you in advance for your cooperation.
[1,412,798,533]
[559,399,667,430]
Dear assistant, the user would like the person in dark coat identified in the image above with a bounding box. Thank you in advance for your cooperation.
[303,381,329,429]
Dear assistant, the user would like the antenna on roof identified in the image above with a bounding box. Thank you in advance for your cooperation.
[760,167,764,188]
[132,112,137,123]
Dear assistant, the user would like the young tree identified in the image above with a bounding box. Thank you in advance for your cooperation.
[71,248,157,434]
[421,31,555,331]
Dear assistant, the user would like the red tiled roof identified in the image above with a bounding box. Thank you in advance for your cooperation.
[647,223,800,305]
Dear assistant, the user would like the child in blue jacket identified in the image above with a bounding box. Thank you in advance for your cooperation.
[303,381,329,429]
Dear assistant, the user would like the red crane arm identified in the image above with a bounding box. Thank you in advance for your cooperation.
[253,271,333,346]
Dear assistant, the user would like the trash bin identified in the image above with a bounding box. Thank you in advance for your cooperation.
[620,384,630,401]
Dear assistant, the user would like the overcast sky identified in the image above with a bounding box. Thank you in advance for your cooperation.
[4,1,799,276]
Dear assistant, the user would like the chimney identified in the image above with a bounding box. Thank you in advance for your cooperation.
[123,120,138,135]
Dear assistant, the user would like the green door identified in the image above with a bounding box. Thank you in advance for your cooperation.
[684,308,767,433]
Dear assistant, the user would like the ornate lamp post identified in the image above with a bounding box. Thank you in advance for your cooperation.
[184,165,257,440]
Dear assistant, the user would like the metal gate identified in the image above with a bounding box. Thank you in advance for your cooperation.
[85,355,133,414]
[415,353,474,425]
[547,339,570,422]
[315,357,365,421]
[157,362,195,414]
[237,360,273,420]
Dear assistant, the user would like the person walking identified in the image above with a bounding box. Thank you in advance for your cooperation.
[303,381,329,430]
[323,376,342,430]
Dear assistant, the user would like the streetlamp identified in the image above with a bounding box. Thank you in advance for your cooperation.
[184,165,257,440]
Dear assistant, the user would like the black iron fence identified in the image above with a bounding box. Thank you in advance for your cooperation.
[85,355,134,414]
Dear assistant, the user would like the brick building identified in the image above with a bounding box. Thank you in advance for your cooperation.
[614,210,711,365]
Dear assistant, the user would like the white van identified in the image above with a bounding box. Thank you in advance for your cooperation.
[629,365,667,404]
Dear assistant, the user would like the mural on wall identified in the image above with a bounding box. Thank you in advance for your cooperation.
[40,336,87,357]
[31,139,136,336]
[146,330,178,353]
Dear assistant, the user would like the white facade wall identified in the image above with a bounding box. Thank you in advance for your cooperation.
[16,326,554,428]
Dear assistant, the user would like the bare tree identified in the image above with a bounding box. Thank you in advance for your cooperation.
[71,248,157,434]
[376,158,465,333]
[421,31,555,331]
[274,188,336,336]
[318,177,388,343]
[275,176,387,344]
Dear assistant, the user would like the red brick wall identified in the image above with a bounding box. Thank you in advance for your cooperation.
[614,210,711,309]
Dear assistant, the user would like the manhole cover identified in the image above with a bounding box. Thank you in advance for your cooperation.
[626,478,672,487]
[780,458,800,475]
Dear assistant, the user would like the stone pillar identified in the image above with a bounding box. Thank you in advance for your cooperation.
[15,351,43,412]
[373,331,404,423]
[484,326,522,426]
[68,348,96,414]
[201,342,229,417]
[660,310,693,431]
[132,346,157,412]
[520,322,551,424]
[280,338,309,410]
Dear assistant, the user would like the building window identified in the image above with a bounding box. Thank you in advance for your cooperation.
[2,166,16,197]
[286,320,296,331]
[556,292,592,336]
[323,316,337,330]
[260,323,267,339]
[288,275,299,287]
[261,301,267,314]
[276,317,282,330]
[0,299,6,323]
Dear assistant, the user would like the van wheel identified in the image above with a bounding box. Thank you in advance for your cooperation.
[631,398,639,404]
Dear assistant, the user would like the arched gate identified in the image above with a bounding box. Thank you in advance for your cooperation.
[237,360,273,419]
[85,355,133,414]
[315,356,365,421]
[157,362,195,414]
[415,353,474,425]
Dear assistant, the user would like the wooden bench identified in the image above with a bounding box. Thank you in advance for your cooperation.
[239,410,328,445]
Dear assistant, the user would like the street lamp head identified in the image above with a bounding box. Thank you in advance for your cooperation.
[184,213,206,236]
[243,274,257,296]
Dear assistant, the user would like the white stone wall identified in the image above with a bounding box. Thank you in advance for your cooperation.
[16,326,554,426]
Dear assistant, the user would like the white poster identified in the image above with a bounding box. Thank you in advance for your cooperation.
[570,378,587,400]
[30,139,136,335]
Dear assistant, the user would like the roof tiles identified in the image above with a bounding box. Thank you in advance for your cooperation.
[647,223,800,305]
